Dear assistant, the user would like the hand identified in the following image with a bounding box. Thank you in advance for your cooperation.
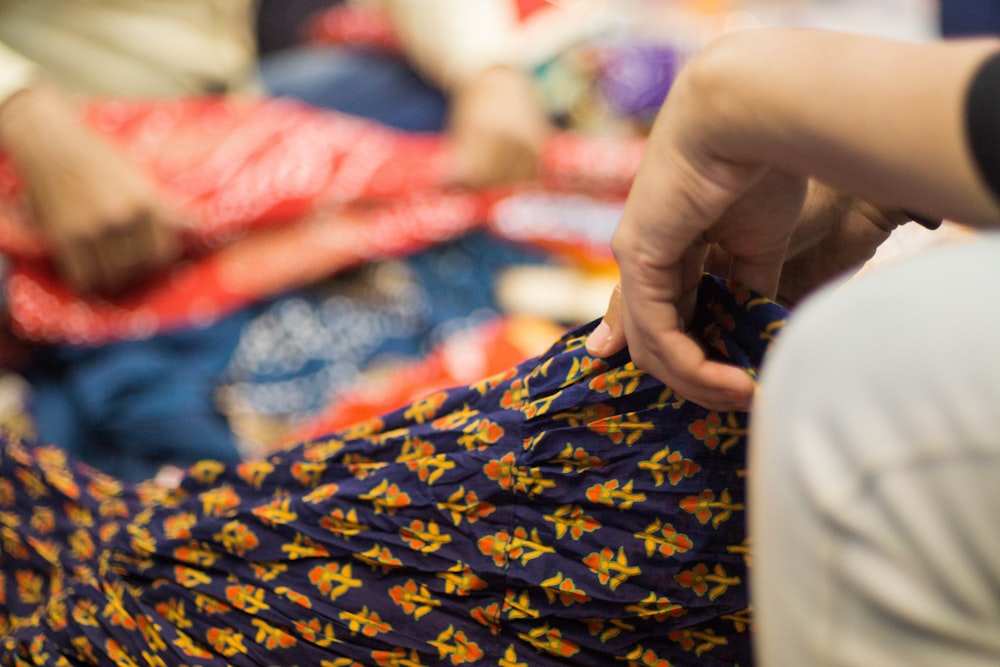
[588,177,908,410]
[446,66,552,188]
[0,84,183,294]
[584,54,807,411]
[700,182,907,308]
[768,183,906,306]
[585,29,1000,411]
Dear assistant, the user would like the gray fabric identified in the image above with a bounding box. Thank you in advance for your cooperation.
[750,234,1000,666]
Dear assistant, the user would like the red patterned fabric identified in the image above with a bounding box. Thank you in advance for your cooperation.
[0,98,642,346]
[305,1,562,52]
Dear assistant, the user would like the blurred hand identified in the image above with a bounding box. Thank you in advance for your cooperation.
[0,84,183,294]
[446,66,552,188]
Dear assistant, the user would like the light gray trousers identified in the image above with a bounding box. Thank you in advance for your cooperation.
[751,234,1000,666]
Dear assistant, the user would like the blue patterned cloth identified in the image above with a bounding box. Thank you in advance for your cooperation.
[0,275,784,666]
[221,231,549,427]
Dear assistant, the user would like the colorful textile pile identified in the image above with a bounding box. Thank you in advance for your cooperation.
[0,97,643,479]
[217,231,554,456]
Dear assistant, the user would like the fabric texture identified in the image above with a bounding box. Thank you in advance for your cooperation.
[220,231,549,431]
[22,306,260,482]
[0,275,782,666]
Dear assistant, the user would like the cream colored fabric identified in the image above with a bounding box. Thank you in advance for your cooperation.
[377,0,619,88]
[0,0,259,104]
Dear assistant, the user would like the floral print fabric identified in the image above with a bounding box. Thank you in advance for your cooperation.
[0,275,784,666]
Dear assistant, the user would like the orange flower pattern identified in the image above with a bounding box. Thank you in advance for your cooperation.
[0,276,783,665]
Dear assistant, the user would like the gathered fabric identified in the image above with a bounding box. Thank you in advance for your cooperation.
[0,276,782,666]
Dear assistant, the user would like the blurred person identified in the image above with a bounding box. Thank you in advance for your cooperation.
[0,2,263,481]
[0,1,259,295]
[0,1,606,483]
[260,0,617,187]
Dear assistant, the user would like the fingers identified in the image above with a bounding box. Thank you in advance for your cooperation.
[707,168,804,300]
[616,265,756,412]
[585,283,627,357]
[775,194,898,306]
[625,325,755,412]
[587,277,755,412]
[154,465,185,490]
[587,167,802,410]
[53,207,182,295]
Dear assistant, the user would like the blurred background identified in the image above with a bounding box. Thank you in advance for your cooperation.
[0,0,987,481]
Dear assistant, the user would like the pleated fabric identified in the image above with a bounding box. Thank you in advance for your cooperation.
[0,275,784,666]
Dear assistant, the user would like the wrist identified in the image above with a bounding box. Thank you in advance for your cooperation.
[0,83,88,181]
[0,83,68,152]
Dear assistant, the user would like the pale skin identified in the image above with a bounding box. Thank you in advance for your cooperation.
[585,29,1000,411]
[446,65,553,188]
[0,83,182,294]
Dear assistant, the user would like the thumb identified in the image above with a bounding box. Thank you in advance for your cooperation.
[586,283,628,358]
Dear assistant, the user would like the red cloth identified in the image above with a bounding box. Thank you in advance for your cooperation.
[304,4,403,55]
[0,97,642,346]
[515,0,554,21]
[306,1,596,53]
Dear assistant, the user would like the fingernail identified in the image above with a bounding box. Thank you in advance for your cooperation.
[586,320,611,353]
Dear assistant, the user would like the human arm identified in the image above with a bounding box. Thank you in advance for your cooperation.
[0,83,182,294]
[0,1,262,294]
[584,29,1000,410]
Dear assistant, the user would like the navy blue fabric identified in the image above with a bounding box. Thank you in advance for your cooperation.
[23,307,259,481]
[940,0,1000,36]
[259,45,448,132]
[0,274,776,666]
